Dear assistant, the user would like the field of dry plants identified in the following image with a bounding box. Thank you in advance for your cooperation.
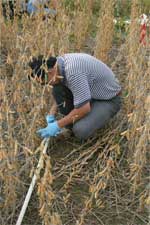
[0,0,150,225]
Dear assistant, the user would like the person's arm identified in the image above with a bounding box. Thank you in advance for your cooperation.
[48,100,58,115]
[57,102,91,128]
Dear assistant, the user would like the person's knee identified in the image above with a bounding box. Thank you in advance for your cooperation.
[72,123,91,140]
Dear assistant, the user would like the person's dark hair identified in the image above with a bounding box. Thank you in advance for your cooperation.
[28,55,57,81]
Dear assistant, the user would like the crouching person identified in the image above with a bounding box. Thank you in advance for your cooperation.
[28,53,122,140]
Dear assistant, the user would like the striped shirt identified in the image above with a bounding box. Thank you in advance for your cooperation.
[57,53,121,108]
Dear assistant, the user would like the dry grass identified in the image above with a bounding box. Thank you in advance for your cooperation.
[0,1,150,225]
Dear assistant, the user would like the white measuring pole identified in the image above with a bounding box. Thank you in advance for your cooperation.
[16,138,49,225]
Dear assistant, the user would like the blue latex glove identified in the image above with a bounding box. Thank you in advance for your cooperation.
[37,121,61,138]
[46,115,55,124]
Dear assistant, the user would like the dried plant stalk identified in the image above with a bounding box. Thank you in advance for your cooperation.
[74,0,94,51]
[125,0,149,192]
[1,1,149,224]
[94,0,115,62]
[37,155,61,225]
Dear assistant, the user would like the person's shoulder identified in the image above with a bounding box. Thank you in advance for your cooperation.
[63,53,92,59]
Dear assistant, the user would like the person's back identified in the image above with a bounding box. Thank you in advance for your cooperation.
[27,0,56,16]
[60,53,121,107]
[28,0,49,7]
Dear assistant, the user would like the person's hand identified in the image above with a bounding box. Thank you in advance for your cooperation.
[46,114,55,124]
[37,121,61,138]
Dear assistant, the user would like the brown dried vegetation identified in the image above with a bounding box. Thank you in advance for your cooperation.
[0,1,150,225]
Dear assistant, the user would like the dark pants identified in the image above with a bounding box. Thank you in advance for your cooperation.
[52,84,122,140]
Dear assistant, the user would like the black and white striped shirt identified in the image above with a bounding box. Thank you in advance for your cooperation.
[57,53,121,108]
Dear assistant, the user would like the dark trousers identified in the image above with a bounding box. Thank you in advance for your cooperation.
[52,84,122,140]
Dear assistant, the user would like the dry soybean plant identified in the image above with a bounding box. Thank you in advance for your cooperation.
[0,1,150,225]
[94,0,115,62]
[125,0,150,194]
[37,153,59,225]
[0,5,57,225]
[73,0,94,51]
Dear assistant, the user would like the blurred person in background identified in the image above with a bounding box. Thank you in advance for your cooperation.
[28,53,122,140]
[27,0,57,16]
[2,0,57,19]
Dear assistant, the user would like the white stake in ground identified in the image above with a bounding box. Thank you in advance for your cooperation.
[16,138,50,225]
